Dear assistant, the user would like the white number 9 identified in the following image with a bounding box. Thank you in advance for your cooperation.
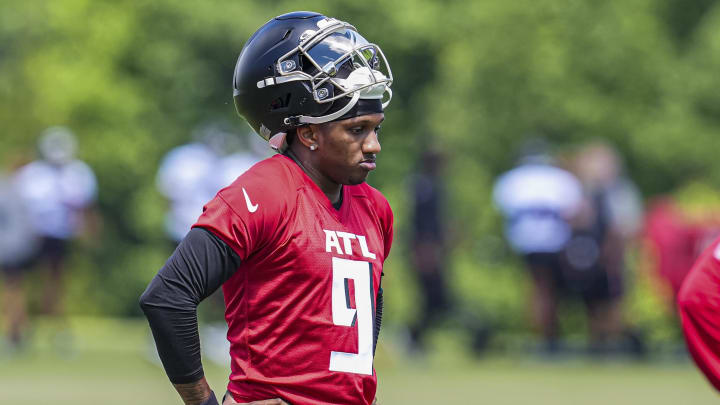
[329,257,374,375]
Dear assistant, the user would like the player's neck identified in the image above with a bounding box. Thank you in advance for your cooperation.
[285,147,342,204]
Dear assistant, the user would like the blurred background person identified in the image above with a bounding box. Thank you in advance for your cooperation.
[644,197,720,309]
[493,139,582,353]
[563,141,645,356]
[408,149,451,351]
[0,173,40,350]
[2,127,97,350]
[156,123,262,246]
[407,147,492,355]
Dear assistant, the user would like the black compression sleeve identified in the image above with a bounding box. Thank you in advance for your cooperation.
[139,227,241,384]
[373,287,383,355]
[373,273,384,355]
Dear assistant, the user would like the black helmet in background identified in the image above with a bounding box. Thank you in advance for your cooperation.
[232,11,393,151]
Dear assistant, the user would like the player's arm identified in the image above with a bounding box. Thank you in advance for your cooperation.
[139,227,241,405]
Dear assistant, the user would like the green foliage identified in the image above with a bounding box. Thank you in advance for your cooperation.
[2,0,719,342]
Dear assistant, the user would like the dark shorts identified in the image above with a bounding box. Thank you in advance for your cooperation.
[524,252,565,287]
[524,252,564,272]
[562,262,623,305]
[2,236,67,276]
[523,250,622,305]
[560,234,623,305]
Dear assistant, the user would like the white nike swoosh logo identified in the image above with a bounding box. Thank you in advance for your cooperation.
[242,187,259,213]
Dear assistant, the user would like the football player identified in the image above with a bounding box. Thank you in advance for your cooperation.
[140,11,394,405]
[678,236,720,392]
[2,127,97,349]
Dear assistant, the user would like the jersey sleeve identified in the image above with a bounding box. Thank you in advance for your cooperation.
[678,237,720,392]
[192,160,291,261]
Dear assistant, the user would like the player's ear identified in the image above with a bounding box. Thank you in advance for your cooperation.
[295,125,319,149]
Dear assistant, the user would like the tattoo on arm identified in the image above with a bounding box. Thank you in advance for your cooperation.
[173,377,213,405]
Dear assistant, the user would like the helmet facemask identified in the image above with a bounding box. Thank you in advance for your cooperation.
[258,18,392,150]
[299,24,392,104]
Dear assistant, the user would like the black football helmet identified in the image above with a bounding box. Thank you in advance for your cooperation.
[232,11,393,150]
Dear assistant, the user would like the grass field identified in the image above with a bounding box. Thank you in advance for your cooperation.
[1,317,717,404]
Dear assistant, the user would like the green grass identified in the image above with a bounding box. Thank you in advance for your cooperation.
[0,317,717,404]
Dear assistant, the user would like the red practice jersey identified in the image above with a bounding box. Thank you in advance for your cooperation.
[194,154,393,405]
[678,236,720,392]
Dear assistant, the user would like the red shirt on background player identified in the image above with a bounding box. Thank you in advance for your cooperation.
[678,236,720,391]
[140,11,395,405]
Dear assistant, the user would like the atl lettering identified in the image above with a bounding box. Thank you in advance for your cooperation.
[323,230,376,259]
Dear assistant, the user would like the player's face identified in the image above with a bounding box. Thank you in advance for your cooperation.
[314,113,384,185]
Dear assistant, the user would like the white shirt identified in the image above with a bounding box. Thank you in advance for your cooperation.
[0,176,40,265]
[14,160,97,239]
[493,164,582,254]
[156,143,259,242]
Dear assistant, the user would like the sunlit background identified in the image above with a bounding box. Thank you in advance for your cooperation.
[2,0,720,403]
